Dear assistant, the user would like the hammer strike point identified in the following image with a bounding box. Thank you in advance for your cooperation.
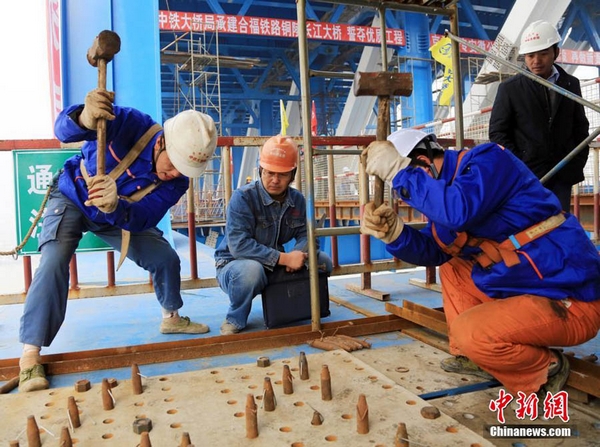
[59,426,73,447]
[299,351,309,380]
[27,415,41,447]
[180,432,192,446]
[86,30,121,67]
[67,396,81,428]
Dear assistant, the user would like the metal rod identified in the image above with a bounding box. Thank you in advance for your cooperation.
[326,0,453,16]
[444,31,600,114]
[69,255,79,290]
[107,252,115,287]
[309,69,355,79]
[223,145,232,209]
[297,0,322,332]
[313,148,364,156]
[540,127,600,184]
[594,146,599,241]
[326,148,339,268]
[316,221,426,237]
[0,315,409,380]
[23,255,32,293]
[187,178,198,280]
[449,6,464,149]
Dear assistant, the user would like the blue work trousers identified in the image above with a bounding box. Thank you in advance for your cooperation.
[216,252,332,330]
[19,188,183,347]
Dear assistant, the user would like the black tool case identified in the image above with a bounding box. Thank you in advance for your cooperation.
[261,266,330,328]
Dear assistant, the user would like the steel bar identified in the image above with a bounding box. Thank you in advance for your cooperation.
[298,0,323,332]
[540,127,600,184]
[449,6,464,150]
[444,31,600,114]
[0,315,410,380]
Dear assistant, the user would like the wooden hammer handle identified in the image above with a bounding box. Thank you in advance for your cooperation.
[96,58,108,176]
[374,96,391,207]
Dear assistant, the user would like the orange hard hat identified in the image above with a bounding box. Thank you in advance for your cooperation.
[259,135,298,172]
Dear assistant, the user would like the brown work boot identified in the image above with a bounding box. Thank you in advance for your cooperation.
[19,364,49,392]
[440,355,494,380]
[160,316,209,334]
[537,349,570,399]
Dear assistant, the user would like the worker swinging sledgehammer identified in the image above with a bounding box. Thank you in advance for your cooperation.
[17,30,219,392]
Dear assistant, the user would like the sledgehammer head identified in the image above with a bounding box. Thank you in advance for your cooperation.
[353,71,413,98]
[87,30,121,67]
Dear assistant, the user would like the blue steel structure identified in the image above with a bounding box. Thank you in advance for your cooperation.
[59,0,599,191]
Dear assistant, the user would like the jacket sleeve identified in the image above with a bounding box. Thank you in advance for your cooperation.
[54,104,98,143]
[393,145,523,232]
[385,224,451,266]
[489,82,517,152]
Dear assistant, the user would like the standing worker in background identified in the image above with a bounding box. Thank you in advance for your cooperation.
[18,88,218,392]
[489,20,589,212]
[214,136,332,335]
[361,129,600,399]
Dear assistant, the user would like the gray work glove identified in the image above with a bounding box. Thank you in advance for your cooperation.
[84,175,118,213]
[79,88,115,130]
[363,140,411,184]
[361,202,404,244]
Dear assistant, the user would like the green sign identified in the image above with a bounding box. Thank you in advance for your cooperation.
[13,150,111,255]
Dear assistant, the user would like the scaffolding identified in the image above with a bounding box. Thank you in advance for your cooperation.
[160,28,223,132]
[161,27,227,228]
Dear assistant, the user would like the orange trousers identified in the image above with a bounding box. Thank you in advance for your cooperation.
[439,257,600,395]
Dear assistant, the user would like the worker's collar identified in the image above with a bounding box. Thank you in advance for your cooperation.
[547,65,560,84]
[257,178,293,206]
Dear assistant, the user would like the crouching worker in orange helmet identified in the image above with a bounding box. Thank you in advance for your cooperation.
[214,135,333,335]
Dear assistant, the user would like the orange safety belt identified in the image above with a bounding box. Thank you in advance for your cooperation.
[431,150,566,269]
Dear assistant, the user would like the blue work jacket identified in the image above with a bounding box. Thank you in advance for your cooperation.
[386,143,600,302]
[214,180,310,269]
[54,104,189,232]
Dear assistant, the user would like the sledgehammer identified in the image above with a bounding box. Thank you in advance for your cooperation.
[354,71,412,206]
[87,30,121,175]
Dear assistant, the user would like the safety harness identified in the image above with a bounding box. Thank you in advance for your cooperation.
[79,123,163,268]
[431,150,566,271]
[79,123,163,199]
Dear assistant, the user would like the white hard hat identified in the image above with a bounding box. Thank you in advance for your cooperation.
[164,110,217,178]
[519,20,561,55]
[387,129,441,157]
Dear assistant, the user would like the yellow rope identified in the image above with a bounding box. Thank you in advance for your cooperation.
[0,185,52,258]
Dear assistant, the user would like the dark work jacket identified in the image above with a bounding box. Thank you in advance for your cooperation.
[489,64,589,185]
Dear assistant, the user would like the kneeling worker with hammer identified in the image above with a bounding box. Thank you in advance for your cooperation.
[18,88,218,392]
[362,129,600,401]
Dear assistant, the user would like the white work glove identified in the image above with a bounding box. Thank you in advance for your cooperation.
[363,140,411,184]
[79,88,115,130]
[84,175,119,213]
[361,202,404,244]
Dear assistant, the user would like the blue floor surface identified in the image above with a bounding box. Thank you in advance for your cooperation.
[1,233,598,392]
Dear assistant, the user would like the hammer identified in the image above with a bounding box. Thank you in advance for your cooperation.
[354,71,413,206]
[87,30,121,175]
